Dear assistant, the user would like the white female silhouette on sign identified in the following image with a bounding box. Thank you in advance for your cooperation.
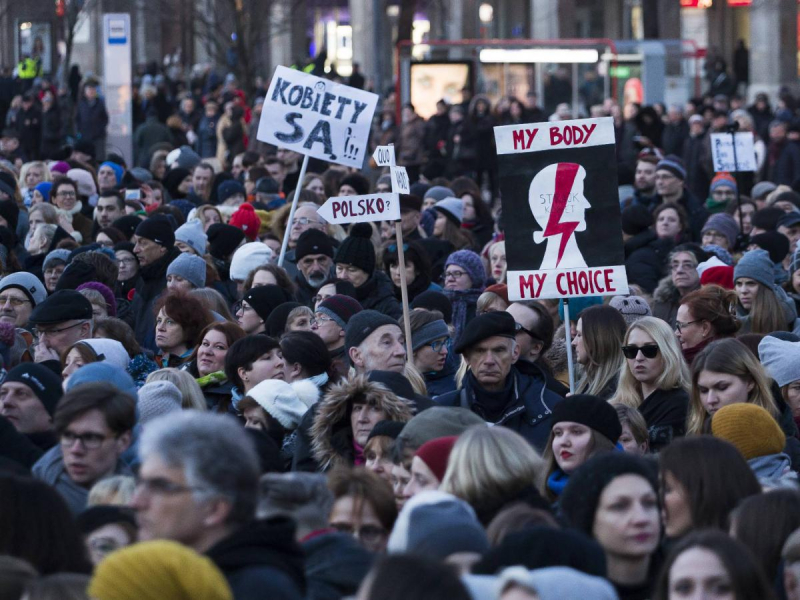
[530,162,591,270]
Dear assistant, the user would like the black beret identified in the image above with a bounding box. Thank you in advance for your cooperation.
[295,229,334,261]
[551,394,622,444]
[28,289,93,325]
[454,310,517,354]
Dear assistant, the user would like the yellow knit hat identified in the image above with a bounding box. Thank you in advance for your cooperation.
[711,403,786,460]
[88,540,233,600]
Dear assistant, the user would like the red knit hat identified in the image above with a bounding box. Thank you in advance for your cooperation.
[700,265,734,290]
[414,435,458,481]
[485,283,509,304]
[229,203,260,241]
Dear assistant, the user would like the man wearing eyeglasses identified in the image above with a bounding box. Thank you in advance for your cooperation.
[131,411,305,599]
[0,271,47,330]
[436,311,561,453]
[28,289,94,367]
[32,382,135,515]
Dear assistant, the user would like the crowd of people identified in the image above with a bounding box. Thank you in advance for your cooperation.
[0,60,799,600]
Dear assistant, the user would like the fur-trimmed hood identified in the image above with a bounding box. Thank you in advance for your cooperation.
[652,275,679,305]
[310,374,414,471]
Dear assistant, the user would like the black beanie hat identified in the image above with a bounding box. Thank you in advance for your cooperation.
[560,453,658,537]
[751,207,784,232]
[339,173,370,196]
[295,229,334,261]
[4,363,63,416]
[135,215,175,248]
[112,215,143,241]
[243,284,294,323]
[0,200,19,232]
[345,309,401,352]
[55,261,97,291]
[207,223,245,260]
[749,231,791,263]
[551,394,622,444]
[367,419,406,442]
[76,505,137,535]
[411,290,453,324]
[265,301,302,338]
[335,223,375,275]
[620,205,653,236]
[473,525,607,577]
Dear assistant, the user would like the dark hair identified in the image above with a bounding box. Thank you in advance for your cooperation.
[153,291,214,349]
[485,502,559,547]
[242,151,261,169]
[0,475,91,575]
[732,490,800,583]
[319,277,357,299]
[327,467,397,533]
[53,382,137,436]
[190,287,235,322]
[515,300,555,354]
[280,331,332,378]
[195,161,215,175]
[408,308,444,333]
[97,191,125,211]
[322,168,345,200]
[95,226,127,246]
[152,204,185,227]
[73,251,118,289]
[189,321,246,376]
[381,241,431,288]
[243,264,297,296]
[360,555,471,600]
[94,317,142,356]
[450,176,493,225]
[679,284,740,339]
[654,201,690,236]
[60,341,99,370]
[653,530,776,600]
[51,177,78,198]
[659,436,761,532]
[225,334,281,389]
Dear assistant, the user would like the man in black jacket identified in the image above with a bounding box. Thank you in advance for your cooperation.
[131,215,180,352]
[436,311,562,452]
[132,412,305,600]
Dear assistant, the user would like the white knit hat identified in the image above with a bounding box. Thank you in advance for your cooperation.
[246,379,318,430]
[137,381,182,426]
[78,339,130,370]
[229,242,273,282]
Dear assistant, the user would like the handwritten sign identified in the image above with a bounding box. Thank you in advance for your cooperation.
[710,132,757,172]
[373,145,396,167]
[317,193,400,224]
[257,66,379,168]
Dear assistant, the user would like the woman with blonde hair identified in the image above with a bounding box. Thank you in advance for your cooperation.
[611,316,690,452]
[440,425,546,525]
[146,368,207,411]
[686,338,779,436]
[19,160,51,202]
[573,305,628,400]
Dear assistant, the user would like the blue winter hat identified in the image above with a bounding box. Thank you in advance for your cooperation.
[167,252,207,289]
[445,249,485,288]
[424,186,455,202]
[434,197,464,225]
[734,248,776,290]
[66,362,137,399]
[34,181,53,203]
[217,180,245,204]
[174,220,207,255]
[558,296,603,322]
[100,161,124,185]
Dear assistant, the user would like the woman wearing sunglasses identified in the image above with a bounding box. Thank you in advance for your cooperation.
[611,317,690,452]
[408,309,455,397]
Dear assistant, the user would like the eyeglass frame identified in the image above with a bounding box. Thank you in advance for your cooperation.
[0,294,31,307]
[134,476,208,496]
[675,319,701,333]
[442,269,467,281]
[34,320,88,339]
[621,344,660,359]
[60,430,117,450]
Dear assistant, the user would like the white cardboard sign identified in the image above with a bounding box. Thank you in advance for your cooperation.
[710,132,757,172]
[257,66,379,168]
[390,167,410,194]
[373,145,396,167]
[317,193,400,224]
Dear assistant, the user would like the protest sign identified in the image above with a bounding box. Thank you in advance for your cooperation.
[495,116,629,302]
[710,132,757,172]
[317,193,400,225]
[258,66,379,168]
[373,145,396,167]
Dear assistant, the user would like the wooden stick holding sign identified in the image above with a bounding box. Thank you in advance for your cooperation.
[563,299,575,393]
[373,144,413,362]
[255,65,379,267]
[277,155,309,267]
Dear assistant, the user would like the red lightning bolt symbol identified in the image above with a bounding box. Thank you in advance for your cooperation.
[542,163,581,268]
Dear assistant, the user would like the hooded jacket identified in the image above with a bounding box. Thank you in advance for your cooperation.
[748,453,799,490]
[303,532,375,600]
[31,444,133,515]
[435,366,562,453]
[206,517,306,600]
[310,375,415,471]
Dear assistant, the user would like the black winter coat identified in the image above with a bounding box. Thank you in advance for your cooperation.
[206,517,305,600]
[354,271,402,319]
[303,532,375,600]
[624,230,673,294]
[638,387,689,452]
[130,247,181,352]
[436,367,562,453]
